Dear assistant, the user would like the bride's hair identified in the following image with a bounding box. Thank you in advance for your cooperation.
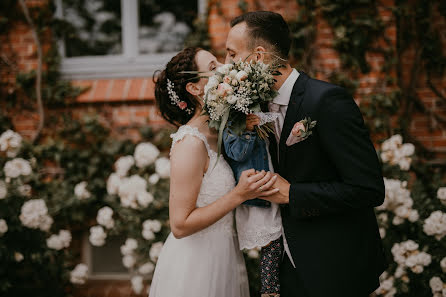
[154,47,202,127]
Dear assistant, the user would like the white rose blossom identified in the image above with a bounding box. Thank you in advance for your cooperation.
[0,129,22,157]
[19,199,53,232]
[0,180,7,199]
[155,157,170,178]
[134,142,160,168]
[18,184,32,197]
[391,240,431,275]
[118,175,151,209]
[149,242,164,262]
[142,229,155,240]
[120,238,138,255]
[375,273,396,297]
[106,173,121,195]
[148,173,160,185]
[122,254,136,268]
[4,158,32,178]
[89,225,107,246]
[70,263,88,284]
[0,219,8,236]
[423,211,446,240]
[97,206,114,229]
[14,252,24,262]
[437,187,446,206]
[247,248,260,259]
[74,181,91,200]
[378,178,417,224]
[430,277,444,293]
[440,257,446,273]
[47,230,72,250]
[380,135,414,171]
[138,262,155,275]
[114,155,135,177]
[131,275,144,294]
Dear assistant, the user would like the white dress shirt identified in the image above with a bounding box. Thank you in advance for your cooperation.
[266,69,300,268]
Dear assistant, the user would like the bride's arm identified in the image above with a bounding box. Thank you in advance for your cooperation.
[169,135,278,239]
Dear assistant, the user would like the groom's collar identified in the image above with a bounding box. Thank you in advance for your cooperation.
[272,69,300,106]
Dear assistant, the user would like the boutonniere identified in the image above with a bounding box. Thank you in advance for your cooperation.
[285,117,317,146]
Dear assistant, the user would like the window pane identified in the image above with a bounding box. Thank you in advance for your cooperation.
[138,0,198,54]
[90,235,127,275]
[62,0,122,57]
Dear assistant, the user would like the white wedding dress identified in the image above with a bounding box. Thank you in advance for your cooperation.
[149,125,250,297]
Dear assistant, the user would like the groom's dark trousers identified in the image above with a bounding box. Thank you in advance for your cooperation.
[271,72,387,297]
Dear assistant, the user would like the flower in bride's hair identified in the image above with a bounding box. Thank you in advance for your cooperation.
[178,101,188,110]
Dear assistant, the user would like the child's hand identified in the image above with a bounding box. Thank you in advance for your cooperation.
[246,114,260,131]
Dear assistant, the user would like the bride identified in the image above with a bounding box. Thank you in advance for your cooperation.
[149,47,278,297]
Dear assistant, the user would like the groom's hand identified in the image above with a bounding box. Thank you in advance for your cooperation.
[259,174,290,204]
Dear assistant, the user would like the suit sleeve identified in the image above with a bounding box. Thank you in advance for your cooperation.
[288,87,385,218]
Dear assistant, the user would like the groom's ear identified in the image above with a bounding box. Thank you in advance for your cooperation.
[253,46,267,62]
[186,82,201,97]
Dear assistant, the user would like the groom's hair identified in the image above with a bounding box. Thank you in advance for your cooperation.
[230,11,291,60]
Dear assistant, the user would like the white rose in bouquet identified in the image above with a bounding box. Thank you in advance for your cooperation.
[134,142,160,168]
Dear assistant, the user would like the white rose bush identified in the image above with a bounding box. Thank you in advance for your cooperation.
[375,134,446,296]
[0,119,172,296]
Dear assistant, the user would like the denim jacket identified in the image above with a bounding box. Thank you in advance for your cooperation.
[223,127,271,208]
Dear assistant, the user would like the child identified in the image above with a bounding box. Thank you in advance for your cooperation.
[223,114,283,297]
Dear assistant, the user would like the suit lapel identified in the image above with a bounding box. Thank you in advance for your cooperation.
[278,72,309,168]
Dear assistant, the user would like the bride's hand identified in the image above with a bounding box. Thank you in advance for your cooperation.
[233,169,278,202]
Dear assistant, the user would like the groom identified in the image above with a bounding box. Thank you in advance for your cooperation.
[225,11,387,297]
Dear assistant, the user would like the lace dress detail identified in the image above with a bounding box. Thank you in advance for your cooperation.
[149,125,249,297]
[170,125,236,237]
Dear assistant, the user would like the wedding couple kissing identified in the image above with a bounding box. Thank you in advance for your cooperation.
[149,11,387,297]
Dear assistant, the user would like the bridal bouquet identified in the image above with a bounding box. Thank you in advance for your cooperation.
[203,59,279,152]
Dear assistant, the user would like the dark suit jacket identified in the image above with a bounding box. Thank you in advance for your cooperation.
[274,72,387,297]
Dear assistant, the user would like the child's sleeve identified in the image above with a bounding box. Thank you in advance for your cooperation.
[223,127,258,162]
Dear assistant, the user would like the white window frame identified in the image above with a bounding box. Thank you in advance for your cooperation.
[82,233,133,280]
[55,0,207,79]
